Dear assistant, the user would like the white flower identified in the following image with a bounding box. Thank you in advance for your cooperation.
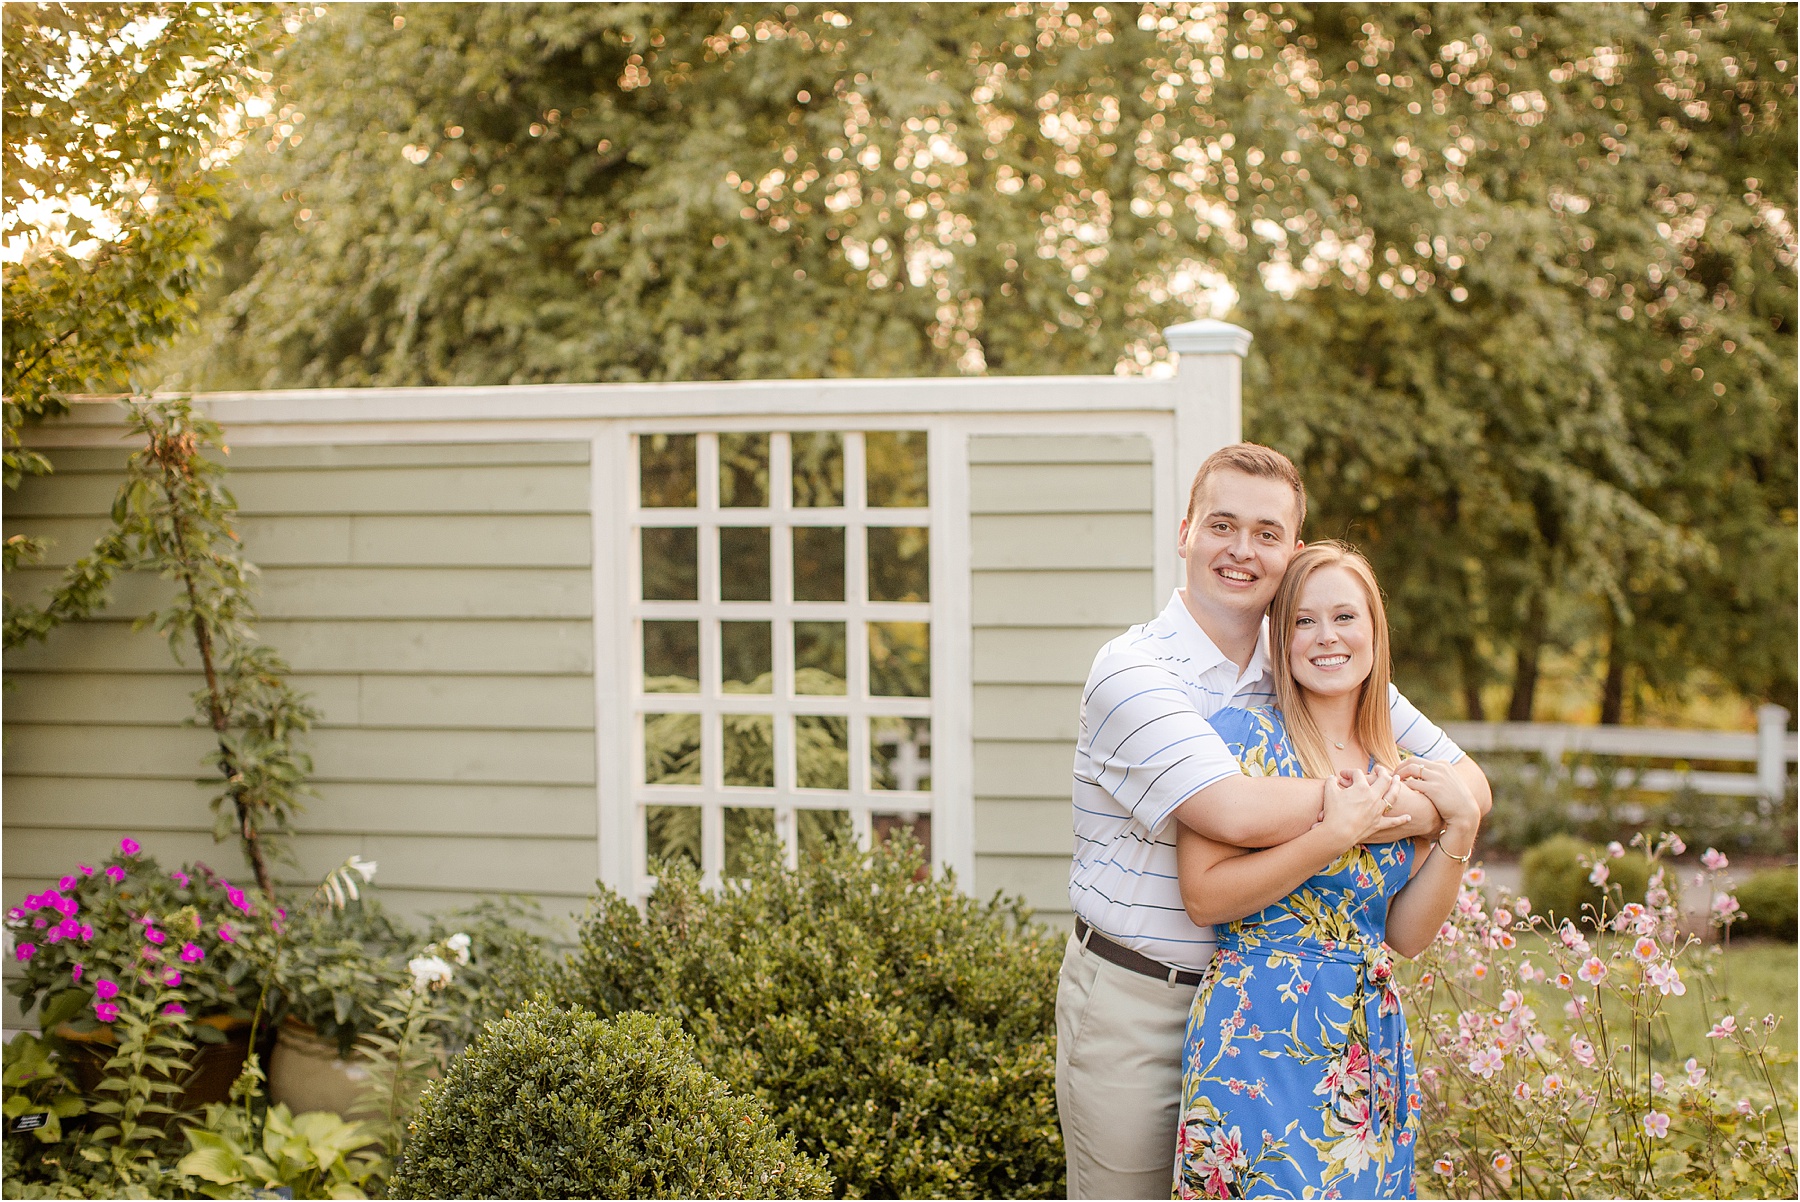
[408,954,455,993]
[445,932,472,966]
[348,855,378,883]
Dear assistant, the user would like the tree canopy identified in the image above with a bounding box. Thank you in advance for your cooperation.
[159,2,1797,722]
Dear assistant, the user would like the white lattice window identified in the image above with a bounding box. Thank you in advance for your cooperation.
[630,429,936,889]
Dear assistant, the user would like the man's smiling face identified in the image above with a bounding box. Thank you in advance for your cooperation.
[1178,468,1302,623]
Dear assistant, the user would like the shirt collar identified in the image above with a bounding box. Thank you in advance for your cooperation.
[1167,589,1273,686]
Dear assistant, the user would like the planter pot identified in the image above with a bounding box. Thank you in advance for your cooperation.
[56,1014,252,1109]
[269,1018,378,1118]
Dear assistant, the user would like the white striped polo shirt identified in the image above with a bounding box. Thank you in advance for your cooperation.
[1069,589,1466,971]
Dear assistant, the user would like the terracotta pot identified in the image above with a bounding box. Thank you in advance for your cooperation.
[56,1013,252,1109]
[268,1018,378,1118]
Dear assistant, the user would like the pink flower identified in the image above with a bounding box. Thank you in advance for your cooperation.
[216,924,235,943]
[1606,840,1625,859]
[161,1002,186,1017]
[1499,989,1525,1014]
[1737,1098,1755,1116]
[1495,930,1517,950]
[94,1001,119,1023]
[14,942,35,961]
[1467,1048,1505,1079]
[58,875,77,890]
[1712,894,1740,920]
[179,942,204,963]
[1433,1158,1455,1177]
[120,838,140,856]
[1566,996,1590,1020]
[71,964,83,983]
[1577,957,1607,985]
[169,871,190,888]
[1685,1057,1706,1087]
[1647,963,1686,997]
[143,927,166,945]
[1633,935,1659,962]
[1643,1111,1670,1139]
[1701,848,1729,871]
[1708,1016,1739,1039]
[1513,894,1531,913]
[1543,1072,1564,1096]
[1554,971,1574,990]
[1589,863,1610,886]
[1667,835,1686,855]
[1571,1038,1597,1068]
[1464,866,1486,886]
[1513,1082,1532,1102]
[1472,962,1488,980]
[94,978,119,1000]
[1652,1071,1666,1092]
[1491,1151,1514,1173]
[104,865,125,883]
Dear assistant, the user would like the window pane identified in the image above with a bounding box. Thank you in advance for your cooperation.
[867,527,929,602]
[643,621,699,692]
[791,432,844,507]
[646,805,701,871]
[797,809,852,859]
[873,812,932,863]
[795,715,849,790]
[724,807,775,876]
[720,526,771,601]
[865,431,928,507]
[644,713,701,785]
[723,714,774,788]
[719,432,770,508]
[792,526,846,602]
[721,621,773,693]
[869,621,930,697]
[642,528,698,600]
[794,621,847,695]
[872,716,932,791]
[640,434,697,507]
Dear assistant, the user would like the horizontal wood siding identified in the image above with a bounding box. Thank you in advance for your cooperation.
[967,435,1157,926]
[3,442,598,1008]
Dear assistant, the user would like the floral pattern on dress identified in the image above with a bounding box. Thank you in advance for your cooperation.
[1174,706,1420,1200]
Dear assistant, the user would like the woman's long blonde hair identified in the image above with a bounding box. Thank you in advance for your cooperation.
[1269,540,1400,779]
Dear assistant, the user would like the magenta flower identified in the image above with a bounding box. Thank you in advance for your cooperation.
[55,918,80,940]
[58,875,77,890]
[14,943,35,962]
[225,886,252,915]
[79,924,94,941]
[71,964,84,983]
[104,865,125,883]
[162,1002,186,1017]
[120,837,141,856]
[54,896,78,917]
[143,927,166,945]
[216,924,236,944]
[77,864,94,876]
[179,943,204,963]
[94,1001,120,1023]
[6,906,25,922]
[32,917,47,930]
[169,870,190,888]
[94,978,119,1001]
[163,970,182,987]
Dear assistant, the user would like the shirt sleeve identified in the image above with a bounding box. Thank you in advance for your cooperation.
[1081,651,1244,837]
[1387,683,1465,762]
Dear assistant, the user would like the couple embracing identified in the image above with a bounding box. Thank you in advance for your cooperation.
[1057,444,1493,1199]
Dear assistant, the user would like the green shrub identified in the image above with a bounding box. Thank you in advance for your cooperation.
[1731,868,1798,940]
[558,835,1065,1198]
[385,1000,829,1200]
[1520,834,1652,927]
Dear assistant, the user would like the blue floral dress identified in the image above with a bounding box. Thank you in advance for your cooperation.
[1173,707,1421,1200]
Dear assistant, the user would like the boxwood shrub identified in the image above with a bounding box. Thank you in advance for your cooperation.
[557,835,1065,1198]
[1520,833,1653,927]
[386,1000,830,1199]
[1731,867,1798,940]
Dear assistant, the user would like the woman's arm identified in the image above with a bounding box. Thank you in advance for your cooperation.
[1178,770,1409,928]
[1385,761,1483,957]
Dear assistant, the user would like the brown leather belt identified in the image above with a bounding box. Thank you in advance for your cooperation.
[1074,916,1206,987]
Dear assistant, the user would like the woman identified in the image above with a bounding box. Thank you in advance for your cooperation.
[1171,541,1481,1199]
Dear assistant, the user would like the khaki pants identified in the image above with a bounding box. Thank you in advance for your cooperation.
[1055,932,1198,1200]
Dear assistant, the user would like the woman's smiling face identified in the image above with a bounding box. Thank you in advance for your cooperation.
[1287,564,1376,700]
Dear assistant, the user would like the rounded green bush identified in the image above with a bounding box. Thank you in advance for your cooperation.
[559,834,1065,1198]
[386,999,831,1200]
[1731,867,1798,940]
[1520,834,1651,928]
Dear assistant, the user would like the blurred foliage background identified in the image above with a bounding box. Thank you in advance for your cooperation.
[8,2,1795,728]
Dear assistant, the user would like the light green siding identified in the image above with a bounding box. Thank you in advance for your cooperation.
[3,441,598,999]
[967,434,1157,927]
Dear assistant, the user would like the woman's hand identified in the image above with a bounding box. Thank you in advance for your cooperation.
[1396,759,1481,848]
[1319,767,1410,851]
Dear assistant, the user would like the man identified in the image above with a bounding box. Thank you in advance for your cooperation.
[1055,443,1492,1199]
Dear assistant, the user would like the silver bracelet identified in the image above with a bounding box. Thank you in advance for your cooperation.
[1435,837,1474,864]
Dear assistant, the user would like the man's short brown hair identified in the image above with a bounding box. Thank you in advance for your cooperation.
[1185,443,1307,535]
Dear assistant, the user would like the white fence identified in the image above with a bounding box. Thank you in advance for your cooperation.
[1443,704,1795,801]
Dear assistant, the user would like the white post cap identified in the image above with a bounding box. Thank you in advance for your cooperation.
[1163,318,1253,359]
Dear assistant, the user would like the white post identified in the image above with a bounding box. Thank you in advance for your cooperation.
[1164,319,1253,518]
[1757,704,1789,803]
